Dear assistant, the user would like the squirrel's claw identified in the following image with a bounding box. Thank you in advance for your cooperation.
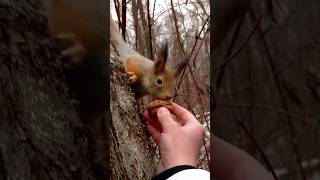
[127,72,138,83]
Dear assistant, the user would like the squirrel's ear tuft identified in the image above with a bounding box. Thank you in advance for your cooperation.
[154,41,168,74]
[174,56,189,77]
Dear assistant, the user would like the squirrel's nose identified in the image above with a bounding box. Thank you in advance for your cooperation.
[163,96,173,101]
[156,94,173,101]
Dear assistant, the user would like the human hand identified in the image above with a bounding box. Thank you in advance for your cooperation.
[144,103,205,174]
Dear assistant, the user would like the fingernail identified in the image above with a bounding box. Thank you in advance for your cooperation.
[158,107,167,115]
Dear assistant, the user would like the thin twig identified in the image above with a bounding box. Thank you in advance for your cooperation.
[147,0,153,59]
[170,0,185,54]
[152,0,157,20]
[175,16,209,90]
[121,0,127,40]
[249,9,307,180]
[213,15,262,73]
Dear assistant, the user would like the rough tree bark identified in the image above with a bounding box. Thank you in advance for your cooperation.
[0,0,157,179]
[110,42,158,180]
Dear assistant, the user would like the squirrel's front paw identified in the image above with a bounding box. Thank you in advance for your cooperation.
[126,72,138,83]
[54,33,87,69]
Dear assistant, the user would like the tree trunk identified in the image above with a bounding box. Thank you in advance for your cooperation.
[131,0,143,54]
[0,1,109,179]
[0,0,157,179]
[110,43,158,179]
[137,0,152,59]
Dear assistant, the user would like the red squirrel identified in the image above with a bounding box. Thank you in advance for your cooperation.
[110,17,187,100]
[45,0,187,100]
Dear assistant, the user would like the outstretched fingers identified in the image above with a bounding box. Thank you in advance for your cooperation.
[169,103,198,126]
[156,107,179,132]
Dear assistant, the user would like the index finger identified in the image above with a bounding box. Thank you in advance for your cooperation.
[169,103,198,126]
[144,110,163,132]
[157,107,179,132]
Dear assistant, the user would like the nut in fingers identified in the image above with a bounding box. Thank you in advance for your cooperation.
[147,100,173,117]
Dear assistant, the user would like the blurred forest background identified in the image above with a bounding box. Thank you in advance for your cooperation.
[214,0,320,180]
[111,0,210,170]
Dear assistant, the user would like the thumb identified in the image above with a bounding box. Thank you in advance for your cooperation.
[157,107,177,132]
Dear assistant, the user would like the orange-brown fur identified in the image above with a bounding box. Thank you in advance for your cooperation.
[125,57,143,79]
[122,43,186,100]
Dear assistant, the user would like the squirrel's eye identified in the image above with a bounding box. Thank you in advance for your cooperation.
[156,79,163,85]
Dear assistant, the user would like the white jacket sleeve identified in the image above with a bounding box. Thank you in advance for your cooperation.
[167,169,210,180]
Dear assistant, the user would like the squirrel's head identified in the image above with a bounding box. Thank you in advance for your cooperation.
[146,42,187,100]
